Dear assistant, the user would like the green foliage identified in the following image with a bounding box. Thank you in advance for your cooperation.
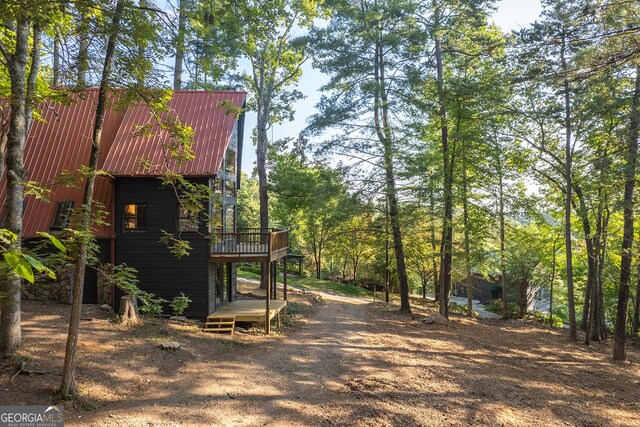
[0,229,61,284]
[170,293,192,316]
[107,264,167,317]
[237,173,260,229]
[159,231,193,259]
[484,298,520,319]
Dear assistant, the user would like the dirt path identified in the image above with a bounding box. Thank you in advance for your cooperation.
[3,292,640,426]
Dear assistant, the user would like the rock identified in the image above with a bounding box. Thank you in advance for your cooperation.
[423,313,449,325]
[100,304,112,312]
[169,316,189,322]
[159,341,180,351]
[234,326,247,334]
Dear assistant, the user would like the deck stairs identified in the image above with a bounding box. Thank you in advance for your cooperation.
[204,315,236,334]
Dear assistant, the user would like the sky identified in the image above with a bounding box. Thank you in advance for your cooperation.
[240,0,543,174]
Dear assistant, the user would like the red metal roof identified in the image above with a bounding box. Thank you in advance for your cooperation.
[0,90,125,238]
[0,89,245,238]
[103,90,246,176]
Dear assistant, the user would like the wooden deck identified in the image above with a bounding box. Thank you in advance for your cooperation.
[207,299,287,323]
[209,228,289,263]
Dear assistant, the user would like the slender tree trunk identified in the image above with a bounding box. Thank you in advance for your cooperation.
[59,0,123,396]
[173,0,186,90]
[53,30,62,86]
[574,184,596,332]
[549,238,557,326]
[462,149,472,317]
[561,32,577,341]
[613,65,640,361]
[256,96,270,289]
[496,148,508,319]
[434,17,452,319]
[77,17,89,86]
[633,263,640,336]
[373,36,409,312]
[429,185,439,302]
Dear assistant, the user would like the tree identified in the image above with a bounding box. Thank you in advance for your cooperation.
[309,0,414,312]
[0,0,56,355]
[234,0,319,289]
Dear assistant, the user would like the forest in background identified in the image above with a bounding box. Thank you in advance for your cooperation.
[0,0,639,403]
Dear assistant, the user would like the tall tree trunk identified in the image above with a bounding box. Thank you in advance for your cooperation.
[77,16,89,86]
[0,20,41,356]
[561,32,577,341]
[59,0,124,396]
[462,148,472,317]
[549,237,558,326]
[613,65,640,361]
[373,36,409,312]
[497,147,508,319]
[256,93,270,289]
[173,0,186,90]
[573,184,597,333]
[53,30,62,86]
[434,19,452,319]
[0,20,29,355]
[633,263,640,336]
[429,184,439,302]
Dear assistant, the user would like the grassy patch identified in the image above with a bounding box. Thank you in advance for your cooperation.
[238,268,373,298]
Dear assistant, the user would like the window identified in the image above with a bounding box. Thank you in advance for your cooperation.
[224,148,236,175]
[178,205,199,232]
[51,201,74,230]
[224,205,235,233]
[225,180,236,197]
[213,178,223,195]
[124,204,147,231]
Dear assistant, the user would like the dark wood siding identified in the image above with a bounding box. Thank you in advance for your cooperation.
[114,177,210,318]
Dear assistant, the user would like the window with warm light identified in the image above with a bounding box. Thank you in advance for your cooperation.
[124,204,147,231]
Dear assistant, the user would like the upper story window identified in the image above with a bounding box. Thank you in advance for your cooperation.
[51,201,73,230]
[225,180,236,197]
[124,204,147,232]
[213,178,223,195]
[178,205,199,232]
[224,148,236,176]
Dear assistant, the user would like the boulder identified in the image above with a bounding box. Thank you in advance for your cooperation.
[423,313,449,325]
[159,341,181,351]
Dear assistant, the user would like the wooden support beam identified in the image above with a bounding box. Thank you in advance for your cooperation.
[272,261,277,300]
[265,261,271,335]
[284,256,288,302]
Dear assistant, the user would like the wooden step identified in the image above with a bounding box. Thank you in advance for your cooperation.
[203,316,236,334]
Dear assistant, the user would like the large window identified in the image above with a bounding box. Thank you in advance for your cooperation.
[178,205,199,232]
[51,201,73,230]
[225,180,236,197]
[124,204,147,232]
[224,148,236,176]
[224,205,235,233]
[213,178,223,195]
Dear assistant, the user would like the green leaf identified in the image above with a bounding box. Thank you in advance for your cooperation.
[37,232,67,253]
[3,252,35,283]
[23,254,56,280]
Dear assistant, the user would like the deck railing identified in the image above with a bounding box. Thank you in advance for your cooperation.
[210,228,288,257]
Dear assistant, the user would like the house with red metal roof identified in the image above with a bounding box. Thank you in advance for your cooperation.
[0,89,249,318]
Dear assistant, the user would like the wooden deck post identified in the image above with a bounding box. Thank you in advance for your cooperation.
[264,261,271,335]
[272,261,277,300]
[284,256,288,301]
